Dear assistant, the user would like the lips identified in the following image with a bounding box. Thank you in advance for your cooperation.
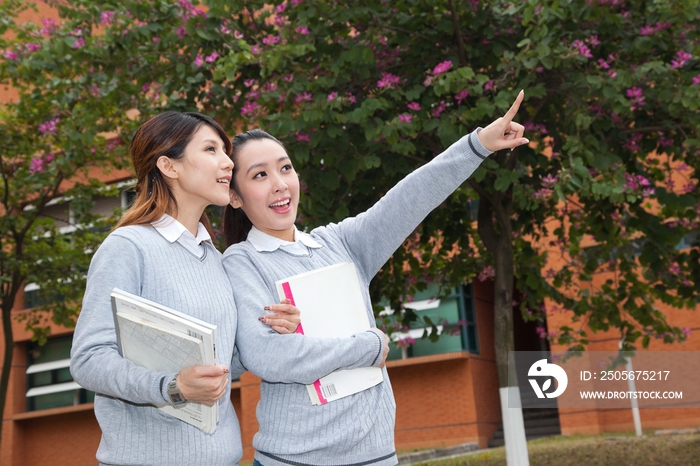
[269,197,291,213]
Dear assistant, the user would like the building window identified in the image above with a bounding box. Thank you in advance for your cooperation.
[26,336,94,411]
[384,283,478,361]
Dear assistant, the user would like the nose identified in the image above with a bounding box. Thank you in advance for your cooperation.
[272,173,288,193]
[221,152,234,171]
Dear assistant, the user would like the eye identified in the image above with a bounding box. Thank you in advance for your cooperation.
[281,164,294,172]
[253,171,267,179]
[206,146,216,152]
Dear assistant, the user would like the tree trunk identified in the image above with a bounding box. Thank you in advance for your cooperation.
[0,299,14,450]
[477,192,529,465]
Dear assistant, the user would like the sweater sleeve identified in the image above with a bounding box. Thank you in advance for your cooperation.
[222,251,386,385]
[70,233,172,405]
[327,129,492,280]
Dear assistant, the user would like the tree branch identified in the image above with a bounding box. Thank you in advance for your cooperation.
[448,0,467,66]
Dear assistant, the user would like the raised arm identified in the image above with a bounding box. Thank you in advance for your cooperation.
[327,92,528,279]
[222,250,387,385]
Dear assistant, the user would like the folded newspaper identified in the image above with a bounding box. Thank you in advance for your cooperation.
[110,288,219,433]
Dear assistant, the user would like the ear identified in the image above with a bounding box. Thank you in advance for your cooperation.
[156,155,179,180]
[229,189,243,209]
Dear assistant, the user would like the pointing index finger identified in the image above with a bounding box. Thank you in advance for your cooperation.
[503,89,524,122]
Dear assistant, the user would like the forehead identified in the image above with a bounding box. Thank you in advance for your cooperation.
[190,124,223,144]
[236,138,288,165]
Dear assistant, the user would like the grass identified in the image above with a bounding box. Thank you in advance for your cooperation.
[418,432,700,466]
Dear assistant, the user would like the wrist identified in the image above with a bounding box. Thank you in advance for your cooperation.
[167,373,187,406]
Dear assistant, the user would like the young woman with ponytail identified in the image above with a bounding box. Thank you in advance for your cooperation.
[221,93,528,466]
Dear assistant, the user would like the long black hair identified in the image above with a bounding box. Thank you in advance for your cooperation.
[222,129,285,246]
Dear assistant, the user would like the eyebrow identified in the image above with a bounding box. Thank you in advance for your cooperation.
[200,138,222,146]
[245,156,290,174]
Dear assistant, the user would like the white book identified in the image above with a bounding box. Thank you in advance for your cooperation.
[275,262,384,405]
[110,288,219,433]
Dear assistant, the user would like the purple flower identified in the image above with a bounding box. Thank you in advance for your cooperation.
[3,50,18,60]
[263,35,281,45]
[240,101,259,116]
[572,39,593,59]
[275,3,287,13]
[684,183,697,193]
[398,113,412,123]
[377,72,401,88]
[347,93,356,103]
[671,50,692,69]
[432,60,452,75]
[541,174,558,188]
[586,35,600,47]
[194,55,204,67]
[536,326,547,339]
[291,0,303,5]
[243,79,256,88]
[483,80,495,92]
[283,74,294,82]
[220,24,231,34]
[251,45,260,55]
[296,26,309,35]
[626,87,645,110]
[327,92,338,101]
[682,327,692,339]
[455,90,469,105]
[692,74,700,85]
[39,117,60,135]
[294,92,313,103]
[296,132,310,142]
[40,18,57,36]
[478,265,494,281]
[25,43,40,53]
[205,52,219,63]
[234,30,244,39]
[29,158,45,174]
[100,11,115,26]
[176,27,187,39]
[407,102,421,111]
[72,37,85,49]
[432,101,447,118]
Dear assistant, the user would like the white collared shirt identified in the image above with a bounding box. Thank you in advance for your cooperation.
[151,213,212,258]
[246,225,322,255]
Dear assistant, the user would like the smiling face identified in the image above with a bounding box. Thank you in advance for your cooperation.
[165,124,233,214]
[229,138,299,242]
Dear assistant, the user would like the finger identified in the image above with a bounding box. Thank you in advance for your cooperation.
[194,364,230,378]
[503,90,524,123]
[263,317,296,330]
[265,303,299,314]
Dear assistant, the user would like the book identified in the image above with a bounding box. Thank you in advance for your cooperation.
[275,262,384,405]
[110,288,219,433]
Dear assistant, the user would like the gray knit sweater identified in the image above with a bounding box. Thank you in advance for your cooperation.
[221,130,491,466]
[71,226,245,465]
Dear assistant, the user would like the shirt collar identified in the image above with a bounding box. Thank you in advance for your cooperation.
[151,213,212,245]
[247,225,321,252]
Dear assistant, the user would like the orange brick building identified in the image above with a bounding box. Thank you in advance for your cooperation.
[2,3,698,466]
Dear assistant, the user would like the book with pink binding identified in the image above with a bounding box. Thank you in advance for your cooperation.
[275,262,384,405]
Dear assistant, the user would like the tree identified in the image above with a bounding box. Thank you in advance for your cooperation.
[3,0,699,463]
[0,0,136,445]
